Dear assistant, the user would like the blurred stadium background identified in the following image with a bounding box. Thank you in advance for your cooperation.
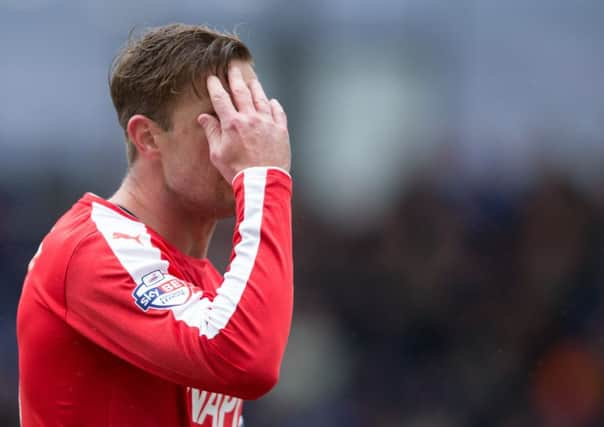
[1,0,604,426]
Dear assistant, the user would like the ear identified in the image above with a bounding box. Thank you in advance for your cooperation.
[126,114,162,160]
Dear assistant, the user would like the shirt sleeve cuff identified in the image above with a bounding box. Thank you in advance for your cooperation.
[231,167,291,185]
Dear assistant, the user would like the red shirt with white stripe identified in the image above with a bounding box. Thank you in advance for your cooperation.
[17,167,293,427]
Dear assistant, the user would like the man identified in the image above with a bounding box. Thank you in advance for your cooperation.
[17,23,293,427]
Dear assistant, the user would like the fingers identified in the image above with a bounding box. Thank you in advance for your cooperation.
[197,113,221,148]
[207,75,236,121]
[249,79,271,115]
[208,66,286,130]
[270,99,287,128]
[228,66,254,113]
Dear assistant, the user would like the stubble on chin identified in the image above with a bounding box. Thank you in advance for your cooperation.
[214,179,236,218]
[188,189,235,220]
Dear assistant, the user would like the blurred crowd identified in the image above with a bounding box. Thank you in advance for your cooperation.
[244,159,604,427]
[2,152,603,427]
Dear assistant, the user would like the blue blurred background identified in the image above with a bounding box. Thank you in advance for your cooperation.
[1,1,604,426]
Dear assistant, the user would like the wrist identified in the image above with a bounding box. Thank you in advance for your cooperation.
[231,167,291,185]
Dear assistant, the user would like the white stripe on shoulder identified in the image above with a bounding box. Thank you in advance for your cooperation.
[90,202,169,282]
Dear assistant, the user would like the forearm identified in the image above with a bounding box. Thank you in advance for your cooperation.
[204,166,294,398]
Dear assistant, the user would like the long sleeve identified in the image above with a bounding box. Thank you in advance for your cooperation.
[63,167,293,400]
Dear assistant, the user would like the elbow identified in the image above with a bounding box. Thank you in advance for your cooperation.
[237,364,280,400]
[200,337,287,400]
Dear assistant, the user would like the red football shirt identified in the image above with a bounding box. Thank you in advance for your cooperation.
[17,167,293,426]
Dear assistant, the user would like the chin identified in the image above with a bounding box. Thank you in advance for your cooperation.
[218,194,237,218]
[214,180,236,218]
[216,207,235,219]
[200,185,235,219]
[172,189,231,219]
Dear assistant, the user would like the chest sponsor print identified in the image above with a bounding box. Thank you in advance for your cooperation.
[190,388,243,427]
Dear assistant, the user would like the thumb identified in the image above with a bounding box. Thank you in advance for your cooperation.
[197,114,221,147]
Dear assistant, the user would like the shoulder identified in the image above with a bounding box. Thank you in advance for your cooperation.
[61,196,207,300]
[69,199,170,279]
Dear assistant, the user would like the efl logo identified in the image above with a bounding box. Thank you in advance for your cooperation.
[132,270,193,311]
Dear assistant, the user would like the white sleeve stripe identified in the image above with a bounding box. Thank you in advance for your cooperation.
[89,167,268,340]
[197,167,267,338]
[90,202,169,283]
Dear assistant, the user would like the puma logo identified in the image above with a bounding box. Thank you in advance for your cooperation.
[112,232,142,245]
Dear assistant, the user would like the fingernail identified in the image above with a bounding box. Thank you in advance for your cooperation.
[198,115,207,126]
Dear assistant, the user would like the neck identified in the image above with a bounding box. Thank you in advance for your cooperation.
[109,167,217,259]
